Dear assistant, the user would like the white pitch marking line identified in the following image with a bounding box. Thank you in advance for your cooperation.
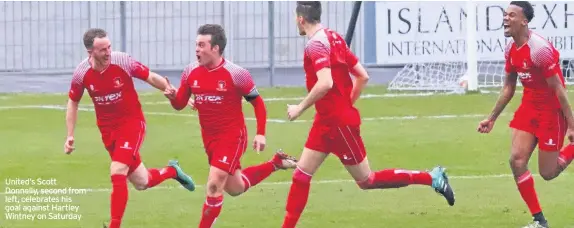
[0,104,500,123]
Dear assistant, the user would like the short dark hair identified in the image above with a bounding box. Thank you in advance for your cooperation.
[510,1,534,22]
[197,24,227,55]
[296,1,322,24]
[83,28,107,49]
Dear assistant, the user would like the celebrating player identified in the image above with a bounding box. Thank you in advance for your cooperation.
[477,2,574,227]
[65,28,196,228]
[281,2,455,227]
[163,24,298,228]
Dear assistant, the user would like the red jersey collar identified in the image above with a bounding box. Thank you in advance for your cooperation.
[205,58,226,72]
[88,56,110,73]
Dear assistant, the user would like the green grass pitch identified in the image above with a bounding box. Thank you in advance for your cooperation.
[0,86,573,228]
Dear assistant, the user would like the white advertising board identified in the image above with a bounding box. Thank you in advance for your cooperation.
[375,1,574,65]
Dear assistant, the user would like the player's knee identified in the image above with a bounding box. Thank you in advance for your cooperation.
[226,190,242,197]
[509,154,528,168]
[110,162,130,175]
[292,167,312,184]
[538,171,557,181]
[130,178,148,191]
[356,173,374,190]
[224,180,245,197]
[206,181,223,196]
[206,177,226,196]
[133,184,148,191]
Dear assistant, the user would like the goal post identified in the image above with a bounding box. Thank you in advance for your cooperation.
[384,1,574,94]
[465,0,478,92]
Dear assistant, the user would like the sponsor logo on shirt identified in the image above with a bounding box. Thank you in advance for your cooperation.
[517,72,532,81]
[195,94,223,104]
[94,91,123,105]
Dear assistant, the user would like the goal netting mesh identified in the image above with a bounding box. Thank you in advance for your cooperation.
[387,59,574,93]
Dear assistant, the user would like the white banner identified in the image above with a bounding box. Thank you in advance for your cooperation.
[375,1,574,65]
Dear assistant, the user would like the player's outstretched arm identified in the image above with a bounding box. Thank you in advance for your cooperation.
[479,72,517,133]
[166,78,192,111]
[349,62,370,104]
[166,66,194,110]
[145,71,172,91]
[488,72,518,121]
[166,85,191,111]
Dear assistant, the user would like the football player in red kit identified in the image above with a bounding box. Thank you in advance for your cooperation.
[281,2,456,227]
[164,24,298,228]
[65,28,196,228]
[477,2,574,228]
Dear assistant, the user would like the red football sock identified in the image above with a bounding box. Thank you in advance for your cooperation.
[358,169,432,189]
[558,144,574,168]
[199,195,223,228]
[282,168,312,228]
[516,171,542,215]
[147,167,177,188]
[241,162,276,191]
[109,174,128,228]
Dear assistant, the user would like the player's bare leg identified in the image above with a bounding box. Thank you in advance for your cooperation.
[537,144,574,181]
[224,150,298,196]
[127,162,196,191]
[282,148,329,228]
[509,129,548,227]
[107,161,130,228]
[198,166,229,228]
[345,157,455,206]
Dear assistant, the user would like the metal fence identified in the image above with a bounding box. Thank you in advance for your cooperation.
[0,1,364,77]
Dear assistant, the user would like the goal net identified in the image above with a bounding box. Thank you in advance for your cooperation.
[388,59,574,92]
[383,1,574,93]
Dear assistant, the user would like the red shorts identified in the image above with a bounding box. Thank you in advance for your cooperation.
[509,105,566,151]
[203,127,248,175]
[100,120,145,174]
[304,124,367,165]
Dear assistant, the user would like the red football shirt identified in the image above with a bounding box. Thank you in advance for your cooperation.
[303,28,361,126]
[171,59,257,137]
[69,52,150,128]
[505,31,564,110]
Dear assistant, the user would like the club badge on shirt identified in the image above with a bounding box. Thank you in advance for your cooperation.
[114,77,124,88]
[217,80,227,92]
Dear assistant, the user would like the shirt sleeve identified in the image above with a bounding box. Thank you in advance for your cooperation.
[232,68,258,98]
[114,52,150,80]
[170,66,193,110]
[305,40,331,72]
[345,46,359,67]
[532,47,560,78]
[68,69,85,102]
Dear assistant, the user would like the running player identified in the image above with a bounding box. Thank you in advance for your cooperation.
[281,2,456,227]
[163,24,298,228]
[65,28,196,228]
[477,2,574,227]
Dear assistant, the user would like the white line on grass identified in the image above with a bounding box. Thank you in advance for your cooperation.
[2,173,566,195]
[134,93,443,106]
[0,104,499,123]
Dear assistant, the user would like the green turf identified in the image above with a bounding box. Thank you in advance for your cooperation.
[1,86,573,228]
